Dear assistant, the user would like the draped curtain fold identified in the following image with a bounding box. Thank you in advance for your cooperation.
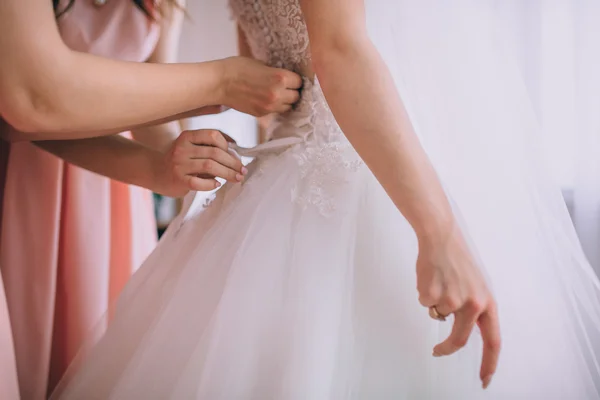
[494,0,600,273]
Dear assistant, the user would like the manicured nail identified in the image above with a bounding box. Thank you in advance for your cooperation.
[236,174,244,182]
[482,374,493,389]
[241,167,248,175]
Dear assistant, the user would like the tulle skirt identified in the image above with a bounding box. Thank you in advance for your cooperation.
[52,139,599,399]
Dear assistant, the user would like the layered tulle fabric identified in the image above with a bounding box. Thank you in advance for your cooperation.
[53,1,600,398]
[54,86,599,400]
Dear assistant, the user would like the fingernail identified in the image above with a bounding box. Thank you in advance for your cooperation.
[215,181,222,189]
[482,374,493,389]
[432,350,442,357]
[241,167,248,175]
[236,173,244,182]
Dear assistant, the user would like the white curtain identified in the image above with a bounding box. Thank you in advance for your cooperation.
[494,0,600,273]
[572,1,600,273]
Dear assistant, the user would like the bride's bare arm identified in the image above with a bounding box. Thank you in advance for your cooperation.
[301,0,500,388]
[302,2,451,240]
[0,0,301,139]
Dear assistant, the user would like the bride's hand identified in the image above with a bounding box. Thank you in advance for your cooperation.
[218,57,302,117]
[157,129,247,197]
[416,225,501,389]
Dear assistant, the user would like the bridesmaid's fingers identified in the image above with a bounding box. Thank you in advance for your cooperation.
[183,129,229,152]
[187,159,242,183]
[184,175,221,192]
[221,132,236,143]
[273,103,293,114]
[281,69,303,89]
[283,89,300,105]
[189,146,244,173]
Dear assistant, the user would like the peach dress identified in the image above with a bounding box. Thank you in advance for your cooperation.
[0,1,160,399]
[0,138,19,400]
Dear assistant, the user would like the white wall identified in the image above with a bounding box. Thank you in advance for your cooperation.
[178,0,236,63]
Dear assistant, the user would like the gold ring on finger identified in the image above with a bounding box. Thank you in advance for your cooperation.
[429,306,447,322]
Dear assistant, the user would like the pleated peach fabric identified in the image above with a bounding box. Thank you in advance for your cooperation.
[0,138,19,400]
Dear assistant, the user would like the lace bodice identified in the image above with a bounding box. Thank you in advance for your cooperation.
[228,0,338,146]
[229,0,310,72]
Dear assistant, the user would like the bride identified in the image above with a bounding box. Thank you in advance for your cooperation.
[53,0,600,398]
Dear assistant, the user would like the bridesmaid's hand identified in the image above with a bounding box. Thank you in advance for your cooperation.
[416,224,501,390]
[218,57,302,117]
[157,129,247,197]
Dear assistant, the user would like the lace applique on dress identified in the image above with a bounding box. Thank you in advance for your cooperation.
[291,143,363,216]
[229,0,310,70]
[289,82,363,216]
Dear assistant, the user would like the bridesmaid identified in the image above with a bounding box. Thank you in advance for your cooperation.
[2,2,175,398]
[0,0,299,399]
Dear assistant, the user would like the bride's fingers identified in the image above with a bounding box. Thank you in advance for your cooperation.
[478,304,501,389]
[432,310,477,357]
[183,175,221,192]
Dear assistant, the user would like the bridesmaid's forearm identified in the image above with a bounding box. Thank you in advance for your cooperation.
[35,137,167,194]
[0,0,225,140]
[131,121,180,153]
[5,48,225,137]
[3,107,225,143]
[1,0,298,141]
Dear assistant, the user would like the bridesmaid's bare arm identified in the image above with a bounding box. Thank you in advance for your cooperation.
[0,0,302,139]
[38,130,244,196]
[33,1,244,197]
[39,136,173,194]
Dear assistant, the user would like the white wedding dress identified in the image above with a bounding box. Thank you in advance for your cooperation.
[52,1,600,399]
